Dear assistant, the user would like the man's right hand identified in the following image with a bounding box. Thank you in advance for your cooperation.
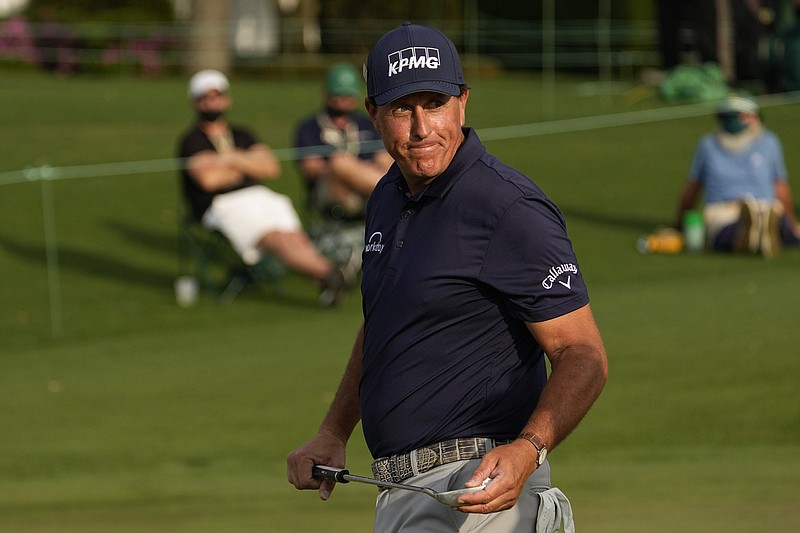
[286,431,348,501]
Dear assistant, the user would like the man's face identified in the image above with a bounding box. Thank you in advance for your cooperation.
[194,89,230,113]
[367,90,468,193]
[326,93,358,116]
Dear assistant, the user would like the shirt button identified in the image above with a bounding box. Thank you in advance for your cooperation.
[401,209,412,219]
[396,240,404,248]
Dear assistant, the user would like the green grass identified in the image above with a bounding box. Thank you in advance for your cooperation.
[1,71,799,532]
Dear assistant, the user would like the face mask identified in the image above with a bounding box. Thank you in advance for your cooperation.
[326,105,352,119]
[719,113,748,134]
[198,110,223,122]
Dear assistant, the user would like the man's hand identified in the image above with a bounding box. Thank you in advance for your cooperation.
[287,430,348,501]
[452,440,539,513]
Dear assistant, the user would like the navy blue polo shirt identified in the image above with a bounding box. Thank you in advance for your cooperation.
[359,128,589,459]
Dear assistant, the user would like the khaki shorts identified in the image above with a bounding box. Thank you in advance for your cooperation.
[703,201,743,243]
[202,186,301,264]
[373,458,551,533]
[703,199,782,244]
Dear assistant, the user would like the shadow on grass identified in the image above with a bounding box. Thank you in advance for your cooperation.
[0,230,173,289]
[560,205,665,233]
[0,221,339,310]
[104,219,177,258]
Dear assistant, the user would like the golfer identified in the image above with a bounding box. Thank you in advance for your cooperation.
[287,22,608,532]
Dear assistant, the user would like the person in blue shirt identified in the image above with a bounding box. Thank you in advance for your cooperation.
[675,95,800,258]
[288,23,608,532]
[294,62,393,221]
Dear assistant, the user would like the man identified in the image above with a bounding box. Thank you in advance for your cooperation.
[294,62,393,221]
[178,69,352,306]
[287,23,608,532]
[675,95,800,258]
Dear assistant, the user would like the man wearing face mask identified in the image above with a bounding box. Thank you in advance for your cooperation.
[294,63,393,222]
[178,69,354,306]
[675,95,800,257]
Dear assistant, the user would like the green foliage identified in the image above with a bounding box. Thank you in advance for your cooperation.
[1,71,799,532]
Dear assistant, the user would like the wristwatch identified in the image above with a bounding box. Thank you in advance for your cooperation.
[518,432,548,466]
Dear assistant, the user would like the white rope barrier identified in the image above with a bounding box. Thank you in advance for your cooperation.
[3,93,798,188]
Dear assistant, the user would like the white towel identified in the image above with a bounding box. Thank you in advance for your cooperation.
[536,487,575,533]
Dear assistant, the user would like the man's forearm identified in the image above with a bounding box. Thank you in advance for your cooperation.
[223,146,279,180]
[524,347,608,451]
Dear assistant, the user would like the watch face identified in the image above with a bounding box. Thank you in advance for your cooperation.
[538,448,548,465]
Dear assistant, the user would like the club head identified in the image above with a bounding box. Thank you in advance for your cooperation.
[435,477,492,507]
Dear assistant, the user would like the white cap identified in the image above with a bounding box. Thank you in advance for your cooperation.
[716,95,758,115]
[188,69,230,99]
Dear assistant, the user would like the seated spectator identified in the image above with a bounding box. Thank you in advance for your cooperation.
[294,62,393,221]
[674,95,800,257]
[177,69,353,306]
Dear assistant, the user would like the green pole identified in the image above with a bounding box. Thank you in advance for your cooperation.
[39,166,64,339]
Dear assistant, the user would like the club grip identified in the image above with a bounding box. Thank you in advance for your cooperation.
[312,465,350,483]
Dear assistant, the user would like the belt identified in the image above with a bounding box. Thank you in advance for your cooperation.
[371,437,513,485]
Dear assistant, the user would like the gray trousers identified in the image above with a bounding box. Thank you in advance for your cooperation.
[373,458,551,533]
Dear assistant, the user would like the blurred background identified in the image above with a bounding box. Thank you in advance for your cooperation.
[1,0,797,91]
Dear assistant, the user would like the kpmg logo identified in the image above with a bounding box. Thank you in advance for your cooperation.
[387,47,440,77]
[365,232,385,254]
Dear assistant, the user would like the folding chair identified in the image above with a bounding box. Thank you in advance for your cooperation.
[177,212,285,304]
[307,216,364,273]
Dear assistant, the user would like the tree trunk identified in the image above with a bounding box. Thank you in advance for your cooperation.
[715,0,735,82]
[186,0,233,75]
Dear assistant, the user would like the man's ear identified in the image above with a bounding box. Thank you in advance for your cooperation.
[365,98,380,131]
[459,89,469,126]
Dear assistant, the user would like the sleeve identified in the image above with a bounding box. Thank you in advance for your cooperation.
[294,117,334,159]
[178,129,210,159]
[480,196,590,323]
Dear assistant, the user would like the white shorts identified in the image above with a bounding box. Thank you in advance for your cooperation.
[202,186,302,264]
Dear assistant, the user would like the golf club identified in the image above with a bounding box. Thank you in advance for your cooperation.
[312,465,491,507]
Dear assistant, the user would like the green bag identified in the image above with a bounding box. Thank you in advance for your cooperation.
[659,62,731,103]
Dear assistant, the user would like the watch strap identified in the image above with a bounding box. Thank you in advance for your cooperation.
[517,432,548,464]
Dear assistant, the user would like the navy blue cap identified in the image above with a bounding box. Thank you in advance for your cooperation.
[365,22,465,106]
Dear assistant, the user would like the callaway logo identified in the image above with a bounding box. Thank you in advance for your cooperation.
[365,232,385,253]
[541,263,578,290]
[387,47,440,77]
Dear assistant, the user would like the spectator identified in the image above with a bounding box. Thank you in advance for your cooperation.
[178,69,354,306]
[294,62,393,221]
[675,95,800,257]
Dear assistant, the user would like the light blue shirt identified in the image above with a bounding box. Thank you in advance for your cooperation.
[689,130,788,204]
